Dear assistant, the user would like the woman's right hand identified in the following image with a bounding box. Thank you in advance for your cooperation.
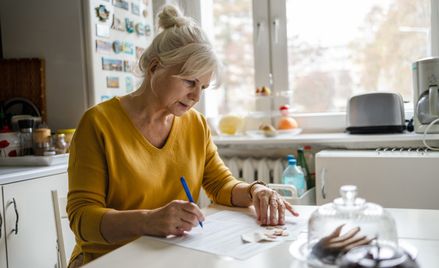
[142,200,205,237]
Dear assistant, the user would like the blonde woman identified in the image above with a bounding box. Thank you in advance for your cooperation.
[66,4,298,267]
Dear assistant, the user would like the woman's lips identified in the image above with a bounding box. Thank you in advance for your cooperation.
[179,102,190,109]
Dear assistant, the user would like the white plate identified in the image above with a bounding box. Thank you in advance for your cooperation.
[245,128,302,138]
[0,154,69,166]
[289,237,418,267]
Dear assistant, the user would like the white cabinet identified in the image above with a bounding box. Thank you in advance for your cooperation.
[1,172,68,268]
[315,150,439,209]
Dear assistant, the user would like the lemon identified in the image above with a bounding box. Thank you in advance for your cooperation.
[218,114,243,134]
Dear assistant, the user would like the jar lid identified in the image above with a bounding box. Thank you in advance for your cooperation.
[18,118,34,129]
[57,129,76,133]
[35,128,50,133]
[56,133,65,138]
[0,126,13,133]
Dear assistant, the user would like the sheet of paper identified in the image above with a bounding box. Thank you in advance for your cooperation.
[144,210,308,260]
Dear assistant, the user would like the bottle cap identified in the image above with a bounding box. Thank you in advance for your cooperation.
[57,129,76,133]
[0,126,13,133]
[288,159,296,165]
[304,145,311,150]
[287,155,295,160]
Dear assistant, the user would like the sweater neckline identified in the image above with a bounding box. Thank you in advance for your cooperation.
[113,97,180,151]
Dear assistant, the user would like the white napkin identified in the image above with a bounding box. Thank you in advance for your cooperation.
[241,232,298,243]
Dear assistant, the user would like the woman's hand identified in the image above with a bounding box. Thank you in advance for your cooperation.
[142,200,205,236]
[251,185,299,226]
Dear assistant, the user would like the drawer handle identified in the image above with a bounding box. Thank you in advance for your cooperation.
[321,168,326,199]
[10,198,19,235]
[0,209,2,239]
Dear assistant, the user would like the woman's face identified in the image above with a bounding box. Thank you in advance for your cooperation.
[152,65,212,117]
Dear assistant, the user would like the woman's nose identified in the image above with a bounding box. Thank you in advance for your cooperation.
[189,86,202,102]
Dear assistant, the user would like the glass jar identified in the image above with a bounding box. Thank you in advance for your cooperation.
[55,133,67,154]
[18,118,34,155]
[56,129,75,153]
[35,142,50,156]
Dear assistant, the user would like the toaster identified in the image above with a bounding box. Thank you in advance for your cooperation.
[346,91,406,134]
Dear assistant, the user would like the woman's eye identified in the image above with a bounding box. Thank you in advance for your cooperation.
[185,80,195,86]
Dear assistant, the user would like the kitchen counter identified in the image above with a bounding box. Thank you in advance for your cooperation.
[213,132,439,150]
[0,163,68,184]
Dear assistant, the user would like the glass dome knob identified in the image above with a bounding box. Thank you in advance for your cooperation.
[340,185,357,205]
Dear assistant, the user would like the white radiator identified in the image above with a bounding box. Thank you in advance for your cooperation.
[198,157,286,208]
[198,157,316,208]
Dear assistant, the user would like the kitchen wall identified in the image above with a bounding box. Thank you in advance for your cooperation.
[0,0,90,131]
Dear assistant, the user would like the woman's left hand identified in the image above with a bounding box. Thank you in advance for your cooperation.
[251,185,299,225]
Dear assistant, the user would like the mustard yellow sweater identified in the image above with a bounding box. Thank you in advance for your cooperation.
[67,97,242,265]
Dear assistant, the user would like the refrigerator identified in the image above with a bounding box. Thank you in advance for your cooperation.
[83,0,154,105]
[0,0,155,131]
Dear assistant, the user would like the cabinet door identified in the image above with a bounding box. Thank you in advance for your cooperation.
[0,186,7,268]
[3,173,68,268]
[315,150,439,209]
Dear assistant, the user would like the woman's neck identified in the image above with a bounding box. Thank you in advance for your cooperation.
[120,88,173,126]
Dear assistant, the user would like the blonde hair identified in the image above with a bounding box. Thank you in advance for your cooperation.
[136,4,222,93]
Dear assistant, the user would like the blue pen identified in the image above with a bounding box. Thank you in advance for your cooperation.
[180,176,203,228]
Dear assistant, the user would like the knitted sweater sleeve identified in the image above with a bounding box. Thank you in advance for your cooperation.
[67,108,113,244]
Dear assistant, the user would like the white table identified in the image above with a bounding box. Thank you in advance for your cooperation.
[82,204,439,268]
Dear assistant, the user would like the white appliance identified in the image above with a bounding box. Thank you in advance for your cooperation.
[315,149,439,209]
[83,0,154,105]
[413,57,439,133]
[0,0,154,130]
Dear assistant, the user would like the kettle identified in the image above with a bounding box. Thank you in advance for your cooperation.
[413,57,439,133]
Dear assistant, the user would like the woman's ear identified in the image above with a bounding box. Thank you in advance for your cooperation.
[147,57,160,78]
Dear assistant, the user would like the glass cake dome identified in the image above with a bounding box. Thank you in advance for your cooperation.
[307,185,398,251]
[290,185,419,267]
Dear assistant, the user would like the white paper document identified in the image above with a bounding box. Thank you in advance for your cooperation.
[144,210,307,260]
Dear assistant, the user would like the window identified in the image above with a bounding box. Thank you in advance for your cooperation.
[285,0,430,113]
[203,0,437,127]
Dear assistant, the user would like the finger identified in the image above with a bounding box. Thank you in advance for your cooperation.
[172,227,186,236]
[253,192,262,222]
[277,199,286,225]
[342,237,374,252]
[179,210,201,227]
[176,219,195,233]
[259,190,270,225]
[284,201,299,217]
[329,227,361,243]
[181,202,205,223]
[269,196,279,225]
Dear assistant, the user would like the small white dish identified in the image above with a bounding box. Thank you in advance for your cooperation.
[245,128,302,138]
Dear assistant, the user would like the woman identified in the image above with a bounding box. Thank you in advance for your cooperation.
[66,4,298,267]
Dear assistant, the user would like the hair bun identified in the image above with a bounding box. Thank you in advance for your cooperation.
[158,5,194,30]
